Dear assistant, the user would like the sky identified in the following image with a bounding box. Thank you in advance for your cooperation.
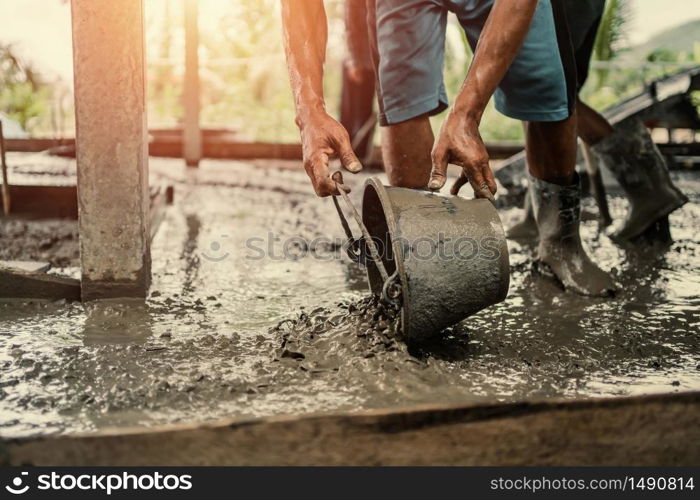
[0,0,698,83]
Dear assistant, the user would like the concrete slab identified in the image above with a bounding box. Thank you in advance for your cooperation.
[1,156,698,439]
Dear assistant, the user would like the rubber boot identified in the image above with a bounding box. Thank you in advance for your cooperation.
[530,173,616,297]
[505,187,538,240]
[591,119,687,241]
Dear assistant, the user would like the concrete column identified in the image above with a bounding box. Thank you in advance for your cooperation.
[183,0,202,167]
[71,0,151,300]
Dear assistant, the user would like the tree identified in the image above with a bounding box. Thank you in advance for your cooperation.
[592,0,632,88]
[0,43,48,132]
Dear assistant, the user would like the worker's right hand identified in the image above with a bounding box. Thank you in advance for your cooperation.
[429,112,497,201]
[298,111,363,197]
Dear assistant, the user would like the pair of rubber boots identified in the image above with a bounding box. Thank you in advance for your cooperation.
[507,119,687,297]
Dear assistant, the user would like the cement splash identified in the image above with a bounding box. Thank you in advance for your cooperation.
[0,156,699,437]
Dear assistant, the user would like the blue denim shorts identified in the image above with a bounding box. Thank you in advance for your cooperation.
[370,0,577,125]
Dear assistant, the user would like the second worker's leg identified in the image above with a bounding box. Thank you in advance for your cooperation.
[588,115,688,242]
[577,98,614,145]
[381,114,434,188]
[526,114,616,297]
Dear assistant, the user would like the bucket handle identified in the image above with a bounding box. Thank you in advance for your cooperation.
[331,172,401,306]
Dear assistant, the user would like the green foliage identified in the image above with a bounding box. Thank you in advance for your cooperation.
[580,15,700,115]
[0,43,49,132]
[145,0,346,141]
[690,91,700,109]
[591,0,631,89]
[0,82,48,131]
[593,0,630,62]
[198,0,298,140]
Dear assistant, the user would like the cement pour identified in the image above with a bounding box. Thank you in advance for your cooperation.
[1,155,699,437]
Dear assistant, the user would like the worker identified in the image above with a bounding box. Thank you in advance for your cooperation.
[281,0,616,297]
[508,0,688,242]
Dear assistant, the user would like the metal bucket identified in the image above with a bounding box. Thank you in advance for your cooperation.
[334,176,510,342]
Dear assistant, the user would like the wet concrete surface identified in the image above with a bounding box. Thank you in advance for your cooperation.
[0,154,699,437]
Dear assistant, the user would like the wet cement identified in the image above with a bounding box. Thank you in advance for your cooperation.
[1,154,699,437]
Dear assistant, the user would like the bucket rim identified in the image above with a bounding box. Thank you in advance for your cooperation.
[362,177,412,338]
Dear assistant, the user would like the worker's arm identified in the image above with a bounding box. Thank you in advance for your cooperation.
[429,0,539,199]
[282,0,362,197]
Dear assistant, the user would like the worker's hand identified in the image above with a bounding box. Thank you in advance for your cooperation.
[428,112,497,201]
[299,111,363,197]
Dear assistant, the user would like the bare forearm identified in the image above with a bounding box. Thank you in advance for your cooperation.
[430,0,538,195]
[281,0,328,126]
[454,0,539,122]
[281,0,362,196]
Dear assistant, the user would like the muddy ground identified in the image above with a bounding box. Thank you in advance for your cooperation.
[1,153,699,437]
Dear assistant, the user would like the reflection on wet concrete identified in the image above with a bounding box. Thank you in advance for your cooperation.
[180,214,201,295]
[0,158,698,437]
[82,300,152,345]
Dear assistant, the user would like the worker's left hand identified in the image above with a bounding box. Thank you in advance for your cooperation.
[428,112,497,201]
[299,110,363,197]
